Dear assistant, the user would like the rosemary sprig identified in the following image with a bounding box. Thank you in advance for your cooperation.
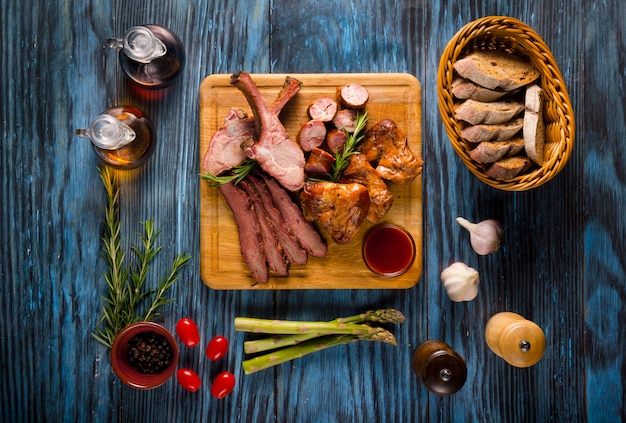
[142,251,190,323]
[329,111,369,182]
[200,158,257,186]
[92,166,190,348]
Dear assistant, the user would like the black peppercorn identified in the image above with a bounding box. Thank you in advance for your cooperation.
[126,331,172,374]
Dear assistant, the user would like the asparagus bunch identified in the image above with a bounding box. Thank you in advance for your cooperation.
[235,309,406,375]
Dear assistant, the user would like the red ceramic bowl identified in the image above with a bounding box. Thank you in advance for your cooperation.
[110,321,179,389]
[362,223,416,277]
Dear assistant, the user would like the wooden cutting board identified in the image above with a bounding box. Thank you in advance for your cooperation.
[199,73,423,290]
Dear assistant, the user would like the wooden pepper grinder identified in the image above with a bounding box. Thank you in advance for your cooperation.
[412,340,467,395]
[484,312,546,368]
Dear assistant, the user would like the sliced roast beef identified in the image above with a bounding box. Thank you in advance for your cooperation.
[245,175,308,265]
[260,173,328,258]
[231,71,305,191]
[239,180,289,276]
[219,182,268,283]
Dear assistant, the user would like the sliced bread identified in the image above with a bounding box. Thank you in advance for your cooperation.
[455,99,525,125]
[451,77,508,102]
[460,117,524,143]
[453,50,540,91]
[485,155,532,180]
[523,84,546,165]
[469,137,525,163]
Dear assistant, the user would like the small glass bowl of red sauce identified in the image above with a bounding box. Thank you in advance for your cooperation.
[362,223,416,277]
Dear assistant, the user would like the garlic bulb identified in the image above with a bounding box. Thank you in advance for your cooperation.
[456,217,503,255]
[441,262,480,302]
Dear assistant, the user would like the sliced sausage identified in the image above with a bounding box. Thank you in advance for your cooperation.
[305,148,335,179]
[336,83,369,109]
[325,129,348,154]
[333,109,357,133]
[297,119,327,151]
[308,97,338,122]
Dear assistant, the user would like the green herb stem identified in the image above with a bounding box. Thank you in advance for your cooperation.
[93,166,190,348]
[200,158,257,186]
[329,111,369,182]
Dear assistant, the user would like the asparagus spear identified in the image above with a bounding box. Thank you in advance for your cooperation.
[243,309,406,354]
[242,330,397,375]
[234,317,387,336]
[335,309,406,325]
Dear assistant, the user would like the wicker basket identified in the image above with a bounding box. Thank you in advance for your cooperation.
[438,16,575,191]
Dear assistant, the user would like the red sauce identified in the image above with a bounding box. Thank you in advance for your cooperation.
[363,224,415,277]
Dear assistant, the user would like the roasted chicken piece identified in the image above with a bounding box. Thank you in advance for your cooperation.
[300,181,370,245]
[360,119,423,185]
[341,153,393,223]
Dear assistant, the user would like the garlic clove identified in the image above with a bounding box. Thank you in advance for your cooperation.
[456,217,503,255]
[441,262,480,302]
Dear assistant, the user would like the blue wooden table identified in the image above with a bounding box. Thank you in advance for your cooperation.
[1,1,624,421]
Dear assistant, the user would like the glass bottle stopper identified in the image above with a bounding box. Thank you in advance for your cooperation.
[107,26,166,64]
[76,114,136,150]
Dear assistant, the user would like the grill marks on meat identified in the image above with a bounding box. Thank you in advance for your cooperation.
[231,71,305,192]
[220,172,326,284]
[300,181,371,245]
[202,76,302,176]
[360,119,424,185]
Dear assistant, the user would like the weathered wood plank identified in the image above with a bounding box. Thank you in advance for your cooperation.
[581,1,626,421]
[0,0,119,421]
[1,0,625,421]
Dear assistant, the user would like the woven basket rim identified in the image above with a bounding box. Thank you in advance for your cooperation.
[438,16,575,191]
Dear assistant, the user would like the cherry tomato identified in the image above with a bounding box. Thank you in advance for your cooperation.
[176,318,200,347]
[210,371,236,399]
[176,368,202,392]
[205,336,229,361]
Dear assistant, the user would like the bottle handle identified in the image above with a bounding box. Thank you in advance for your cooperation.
[76,114,136,150]
[107,26,166,64]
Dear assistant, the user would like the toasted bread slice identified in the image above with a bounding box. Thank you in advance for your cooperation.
[454,51,540,91]
[469,137,525,163]
[485,155,532,180]
[523,84,546,165]
[460,117,524,143]
[455,99,524,125]
[451,77,509,102]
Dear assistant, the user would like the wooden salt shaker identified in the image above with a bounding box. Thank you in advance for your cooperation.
[484,312,546,368]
